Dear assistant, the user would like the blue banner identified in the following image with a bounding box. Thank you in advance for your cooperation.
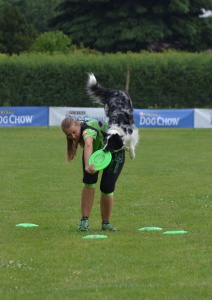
[0,107,49,127]
[134,109,194,128]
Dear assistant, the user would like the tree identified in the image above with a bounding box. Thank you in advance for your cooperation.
[0,4,37,55]
[15,0,62,33]
[0,0,63,33]
[49,0,212,52]
[30,30,73,54]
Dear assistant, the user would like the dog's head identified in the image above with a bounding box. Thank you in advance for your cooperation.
[101,131,124,152]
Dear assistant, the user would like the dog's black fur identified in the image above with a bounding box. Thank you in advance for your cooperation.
[101,132,124,153]
[86,73,139,159]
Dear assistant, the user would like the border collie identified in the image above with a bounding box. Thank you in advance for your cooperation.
[86,73,139,159]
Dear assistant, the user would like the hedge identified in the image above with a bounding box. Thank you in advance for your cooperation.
[0,51,211,108]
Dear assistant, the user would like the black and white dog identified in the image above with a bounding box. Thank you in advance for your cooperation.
[86,73,139,159]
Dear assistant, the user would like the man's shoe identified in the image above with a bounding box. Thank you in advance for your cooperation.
[102,221,117,231]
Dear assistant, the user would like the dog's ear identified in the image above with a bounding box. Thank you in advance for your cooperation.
[101,131,110,138]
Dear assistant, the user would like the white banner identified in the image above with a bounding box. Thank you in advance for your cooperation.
[194,109,212,128]
[49,107,107,126]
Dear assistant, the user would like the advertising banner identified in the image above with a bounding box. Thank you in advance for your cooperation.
[194,109,212,128]
[134,109,194,128]
[49,107,107,126]
[1,107,211,128]
[0,107,49,127]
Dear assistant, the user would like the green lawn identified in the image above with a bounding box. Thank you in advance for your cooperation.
[0,127,211,300]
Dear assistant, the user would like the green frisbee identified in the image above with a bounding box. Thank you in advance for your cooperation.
[89,149,112,171]
[16,223,39,227]
[82,235,107,239]
[163,230,187,235]
[139,227,162,231]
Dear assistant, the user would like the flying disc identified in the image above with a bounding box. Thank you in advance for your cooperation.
[139,227,162,231]
[16,223,39,227]
[163,230,187,235]
[89,149,112,171]
[82,235,107,239]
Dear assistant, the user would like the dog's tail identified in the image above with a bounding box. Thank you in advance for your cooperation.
[86,73,110,105]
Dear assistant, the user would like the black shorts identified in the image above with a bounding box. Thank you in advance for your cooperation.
[82,150,125,194]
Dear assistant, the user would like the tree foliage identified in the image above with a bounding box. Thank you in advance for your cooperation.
[0,0,62,32]
[0,0,211,55]
[50,0,212,52]
[0,4,37,55]
[15,0,62,33]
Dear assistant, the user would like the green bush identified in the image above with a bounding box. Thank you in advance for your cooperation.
[0,51,211,108]
[30,31,74,54]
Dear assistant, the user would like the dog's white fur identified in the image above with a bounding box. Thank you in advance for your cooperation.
[106,125,138,159]
[86,73,139,159]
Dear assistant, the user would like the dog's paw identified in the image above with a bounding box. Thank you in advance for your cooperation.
[123,145,129,152]
[129,148,135,159]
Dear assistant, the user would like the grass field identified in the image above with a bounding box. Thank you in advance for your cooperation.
[0,127,211,300]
